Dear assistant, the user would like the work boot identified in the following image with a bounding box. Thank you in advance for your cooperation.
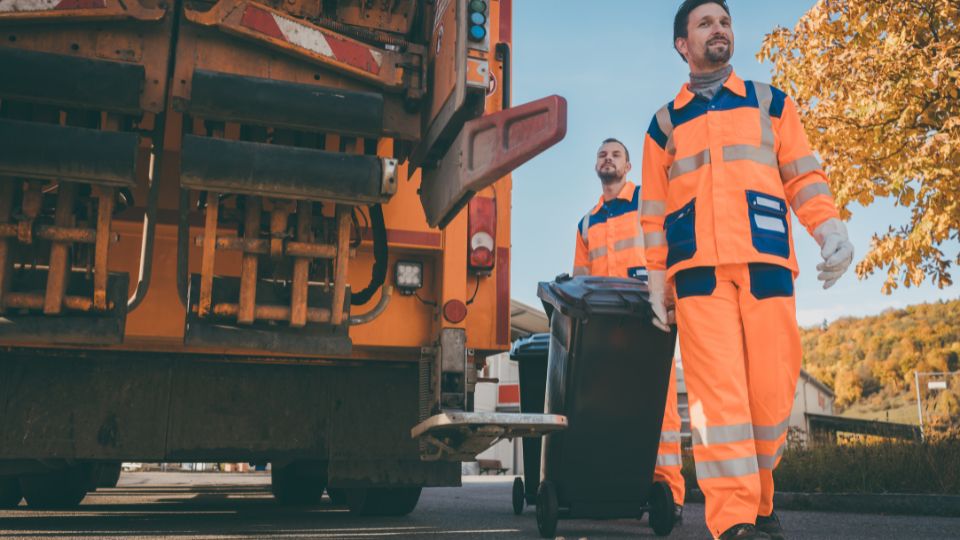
[673,504,683,525]
[719,523,771,540]
[756,512,785,540]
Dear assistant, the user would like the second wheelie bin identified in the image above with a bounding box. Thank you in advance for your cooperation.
[535,274,678,538]
[509,332,550,514]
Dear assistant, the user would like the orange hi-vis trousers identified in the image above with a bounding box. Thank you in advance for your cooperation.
[653,360,684,506]
[674,264,800,538]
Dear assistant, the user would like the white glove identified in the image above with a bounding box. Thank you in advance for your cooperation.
[813,218,854,289]
[648,270,674,332]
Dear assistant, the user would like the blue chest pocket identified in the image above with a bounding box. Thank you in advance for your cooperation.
[746,191,790,259]
[665,199,697,268]
[628,266,648,283]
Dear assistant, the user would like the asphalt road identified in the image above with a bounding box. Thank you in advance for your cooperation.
[1,472,958,539]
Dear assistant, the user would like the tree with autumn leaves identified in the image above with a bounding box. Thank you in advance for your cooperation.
[759,0,960,293]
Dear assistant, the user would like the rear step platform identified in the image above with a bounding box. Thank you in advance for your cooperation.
[411,411,567,462]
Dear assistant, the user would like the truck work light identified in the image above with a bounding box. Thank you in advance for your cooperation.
[395,261,424,294]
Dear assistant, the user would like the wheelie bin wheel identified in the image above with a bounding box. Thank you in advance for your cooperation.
[511,477,525,515]
[0,476,22,509]
[535,481,558,538]
[648,481,676,536]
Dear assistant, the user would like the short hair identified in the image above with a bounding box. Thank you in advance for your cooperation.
[599,138,630,162]
[673,0,731,62]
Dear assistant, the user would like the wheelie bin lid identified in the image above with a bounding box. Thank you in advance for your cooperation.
[537,274,651,320]
[510,333,550,360]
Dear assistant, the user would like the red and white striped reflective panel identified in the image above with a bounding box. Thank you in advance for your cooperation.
[239,4,383,75]
[498,384,520,406]
[0,0,105,11]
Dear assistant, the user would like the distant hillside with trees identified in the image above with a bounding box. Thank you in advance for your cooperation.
[800,299,960,428]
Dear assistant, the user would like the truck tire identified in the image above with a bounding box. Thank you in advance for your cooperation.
[345,487,422,516]
[19,466,89,509]
[96,463,122,489]
[326,487,347,506]
[0,476,22,509]
[270,464,326,505]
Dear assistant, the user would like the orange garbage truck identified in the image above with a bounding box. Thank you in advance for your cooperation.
[0,0,566,511]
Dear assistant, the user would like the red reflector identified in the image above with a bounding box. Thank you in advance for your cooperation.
[443,300,468,324]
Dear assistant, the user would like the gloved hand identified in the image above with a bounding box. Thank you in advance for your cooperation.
[813,218,854,289]
[648,270,674,332]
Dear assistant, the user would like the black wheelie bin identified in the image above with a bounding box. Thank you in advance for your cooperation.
[535,274,678,538]
[509,332,550,515]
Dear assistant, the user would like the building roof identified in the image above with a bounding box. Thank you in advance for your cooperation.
[510,299,548,340]
[799,369,836,398]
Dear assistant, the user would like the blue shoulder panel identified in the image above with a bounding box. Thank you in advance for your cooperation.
[647,115,668,150]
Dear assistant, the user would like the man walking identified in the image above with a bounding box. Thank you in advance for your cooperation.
[640,1,854,539]
[574,138,685,525]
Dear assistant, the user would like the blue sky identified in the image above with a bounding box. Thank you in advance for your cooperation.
[507,0,960,327]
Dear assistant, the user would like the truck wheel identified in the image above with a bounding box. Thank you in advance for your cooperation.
[270,464,326,505]
[19,466,89,509]
[345,487,422,516]
[326,487,347,506]
[648,481,675,537]
[535,481,558,538]
[96,462,122,489]
[0,476,22,509]
[511,477,525,515]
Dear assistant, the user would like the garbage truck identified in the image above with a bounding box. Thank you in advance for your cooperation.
[0,0,566,511]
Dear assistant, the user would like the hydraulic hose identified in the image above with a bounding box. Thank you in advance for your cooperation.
[351,204,387,306]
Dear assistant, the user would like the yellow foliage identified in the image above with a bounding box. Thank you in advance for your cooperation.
[759,0,960,293]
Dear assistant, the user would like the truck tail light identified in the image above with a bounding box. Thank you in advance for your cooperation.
[468,196,496,274]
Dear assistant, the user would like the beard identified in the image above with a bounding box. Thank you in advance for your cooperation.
[705,41,732,64]
[597,169,621,184]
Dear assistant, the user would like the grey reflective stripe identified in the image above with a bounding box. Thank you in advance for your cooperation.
[780,154,822,182]
[580,214,590,243]
[757,442,786,470]
[753,417,791,441]
[695,456,759,480]
[660,431,682,444]
[655,105,676,155]
[720,82,777,168]
[790,182,832,212]
[588,246,608,261]
[644,231,666,247]
[722,145,778,167]
[692,422,754,446]
[657,453,683,467]
[641,200,666,217]
[753,82,776,149]
[669,148,711,180]
[613,236,643,252]
[573,266,590,276]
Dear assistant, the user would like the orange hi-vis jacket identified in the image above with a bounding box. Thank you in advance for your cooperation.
[573,181,647,281]
[640,71,840,278]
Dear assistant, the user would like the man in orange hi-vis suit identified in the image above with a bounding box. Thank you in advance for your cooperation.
[574,138,685,526]
[640,1,854,539]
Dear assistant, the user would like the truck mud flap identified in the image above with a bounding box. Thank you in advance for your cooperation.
[0,119,139,187]
[419,95,567,228]
[180,135,397,204]
[0,271,128,345]
[184,274,352,356]
[182,70,385,138]
[0,47,144,114]
[411,411,567,462]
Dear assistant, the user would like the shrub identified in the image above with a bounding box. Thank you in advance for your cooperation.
[681,438,960,494]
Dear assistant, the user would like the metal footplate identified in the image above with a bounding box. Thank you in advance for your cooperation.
[411,411,567,462]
